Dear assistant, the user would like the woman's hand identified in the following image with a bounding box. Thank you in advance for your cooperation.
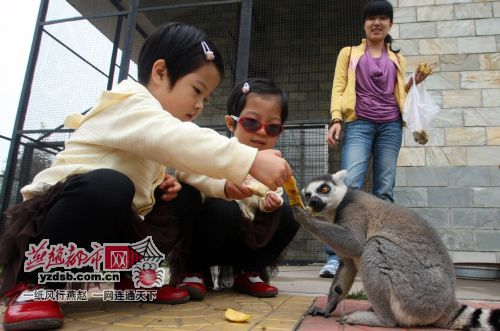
[406,66,433,92]
[414,69,431,85]
[326,122,342,147]
[158,174,182,201]
[224,179,253,200]
[262,192,283,212]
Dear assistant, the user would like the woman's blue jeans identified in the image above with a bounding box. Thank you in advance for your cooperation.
[340,119,402,202]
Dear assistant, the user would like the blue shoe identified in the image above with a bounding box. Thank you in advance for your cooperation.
[319,257,339,278]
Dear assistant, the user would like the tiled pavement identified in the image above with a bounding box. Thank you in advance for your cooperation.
[1,290,314,330]
[1,265,499,330]
[59,290,313,330]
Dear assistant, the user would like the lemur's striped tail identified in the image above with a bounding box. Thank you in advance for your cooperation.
[447,304,500,331]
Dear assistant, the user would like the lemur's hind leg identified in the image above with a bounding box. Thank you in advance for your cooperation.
[309,258,357,318]
[339,310,397,327]
[339,239,402,327]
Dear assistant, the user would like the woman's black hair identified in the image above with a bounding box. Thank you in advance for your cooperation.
[137,22,224,86]
[363,0,400,53]
[227,78,288,124]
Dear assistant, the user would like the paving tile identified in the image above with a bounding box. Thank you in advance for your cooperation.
[147,316,210,328]
[258,318,298,329]
[199,322,252,331]
[142,309,217,318]
[82,326,145,331]
[80,313,130,325]
[112,316,158,328]
[264,311,305,320]
[59,320,108,330]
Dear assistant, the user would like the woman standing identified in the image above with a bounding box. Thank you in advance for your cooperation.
[326,0,430,202]
[321,0,431,274]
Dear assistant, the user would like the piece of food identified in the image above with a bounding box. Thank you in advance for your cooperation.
[283,176,305,209]
[246,177,269,197]
[225,308,251,322]
[416,62,432,75]
[412,130,429,145]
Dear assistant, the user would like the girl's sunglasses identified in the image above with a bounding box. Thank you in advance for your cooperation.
[231,115,283,137]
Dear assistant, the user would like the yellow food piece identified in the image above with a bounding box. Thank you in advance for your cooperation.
[246,178,269,197]
[417,62,432,75]
[225,308,251,322]
[283,176,305,209]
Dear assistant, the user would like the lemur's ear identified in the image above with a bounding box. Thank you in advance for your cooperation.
[332,170,348,184]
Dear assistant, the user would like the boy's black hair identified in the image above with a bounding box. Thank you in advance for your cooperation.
[138,22,224,86]
[363,0,400,53]
[227,78,288,123]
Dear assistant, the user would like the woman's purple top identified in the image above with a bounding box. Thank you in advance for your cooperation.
[355,47,400,123]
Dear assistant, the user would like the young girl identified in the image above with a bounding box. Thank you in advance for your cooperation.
[171,78,299,300]
[1,24,291,331]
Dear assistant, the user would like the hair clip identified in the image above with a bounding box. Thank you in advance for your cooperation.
[201,41,215,61]
[241,82,250,94]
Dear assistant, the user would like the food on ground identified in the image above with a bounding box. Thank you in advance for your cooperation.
[225,308,251,322]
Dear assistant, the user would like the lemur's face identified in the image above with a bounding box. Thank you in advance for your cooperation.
[302,170,348,216]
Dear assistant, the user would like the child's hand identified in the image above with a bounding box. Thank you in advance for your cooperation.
[262,192,283,212]
[224,179,253,200]
[249,150,292,191]
[158,174,181,201]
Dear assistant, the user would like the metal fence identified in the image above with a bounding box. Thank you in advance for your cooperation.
[1,0,364,262]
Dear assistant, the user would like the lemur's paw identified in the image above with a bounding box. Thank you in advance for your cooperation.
[292,206,311,224]
[308,306,329,317]
[338,314,362,325]
[338,315,351,324]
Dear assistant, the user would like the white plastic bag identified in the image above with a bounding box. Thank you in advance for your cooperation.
[402,72,440,145]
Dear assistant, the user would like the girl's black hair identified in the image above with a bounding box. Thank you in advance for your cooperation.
[227,78,288,124]
[138,22,224,86]
[363,0,400,53]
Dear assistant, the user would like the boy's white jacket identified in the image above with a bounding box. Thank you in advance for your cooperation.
[21,80,258,217]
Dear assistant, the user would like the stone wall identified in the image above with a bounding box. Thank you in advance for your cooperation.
[391,0,500,263]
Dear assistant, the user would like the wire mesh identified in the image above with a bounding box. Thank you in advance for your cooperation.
[248,0,365,123]
[136,2,242,125]
[3,0,367,262]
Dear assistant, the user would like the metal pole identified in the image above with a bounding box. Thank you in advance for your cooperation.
[118,0,139,82]
[0,0,49,231]
[235,0,253,83]
[108,15,123,90]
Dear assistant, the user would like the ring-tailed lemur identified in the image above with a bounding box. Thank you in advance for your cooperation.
[293,170,500,330]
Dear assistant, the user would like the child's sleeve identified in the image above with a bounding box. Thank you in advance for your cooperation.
[176,171,227,199]
[97,96,258,185]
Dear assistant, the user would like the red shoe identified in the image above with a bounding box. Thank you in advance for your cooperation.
[233,272,278,298]
[115,275,189,305]
[3,283,63,331]
[177,274,206,300]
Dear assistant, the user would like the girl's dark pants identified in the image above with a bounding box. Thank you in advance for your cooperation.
[186,198,299,274]
[16,168,201,285]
